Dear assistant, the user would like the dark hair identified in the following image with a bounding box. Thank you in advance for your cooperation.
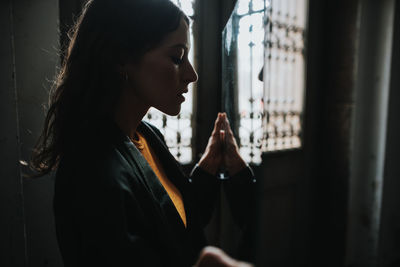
[30,0,188,176]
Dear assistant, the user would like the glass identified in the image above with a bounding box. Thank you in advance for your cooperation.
[222,0,308,164]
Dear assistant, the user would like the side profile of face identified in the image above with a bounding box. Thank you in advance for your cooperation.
[126,16,198,116]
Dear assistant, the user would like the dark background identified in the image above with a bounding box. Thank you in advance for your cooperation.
[1,0,399,266]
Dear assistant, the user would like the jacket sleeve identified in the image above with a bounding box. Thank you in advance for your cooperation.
[223,165,257,228]
[55,163,163,267]
[188,165,220,227]
[189,164,256,229]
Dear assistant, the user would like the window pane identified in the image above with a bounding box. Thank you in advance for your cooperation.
[143,0,195,164]
[222,0,308,164]
[263,0,307,153]
[237,11,265,164]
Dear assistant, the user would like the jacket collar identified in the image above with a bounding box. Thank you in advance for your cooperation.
[112,121,189,234]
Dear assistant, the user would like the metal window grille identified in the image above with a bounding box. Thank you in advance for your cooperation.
[223,0,308,164]
[263,0,307,154]
[143,0,196,164]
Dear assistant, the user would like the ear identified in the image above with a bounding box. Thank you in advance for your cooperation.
[117,63,138,83]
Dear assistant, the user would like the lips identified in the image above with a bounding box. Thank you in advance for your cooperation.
[178,94,185,102]
[177,87,188,102]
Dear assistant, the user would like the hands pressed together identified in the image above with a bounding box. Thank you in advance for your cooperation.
[198,112,247,176]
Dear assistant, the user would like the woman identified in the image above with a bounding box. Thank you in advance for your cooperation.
[31,0,255,266]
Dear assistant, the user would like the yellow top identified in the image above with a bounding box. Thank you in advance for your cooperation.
[131,131,187,228]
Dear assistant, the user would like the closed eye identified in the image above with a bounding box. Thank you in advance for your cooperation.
[171,57,184,65]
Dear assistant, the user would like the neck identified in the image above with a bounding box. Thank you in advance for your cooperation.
[114,89,149,140]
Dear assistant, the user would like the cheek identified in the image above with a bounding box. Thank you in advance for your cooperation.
[145,60,179,91]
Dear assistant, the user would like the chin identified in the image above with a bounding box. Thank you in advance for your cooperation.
[157,105,181,117]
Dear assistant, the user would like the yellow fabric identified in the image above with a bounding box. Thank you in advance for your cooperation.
[131,131,187,228]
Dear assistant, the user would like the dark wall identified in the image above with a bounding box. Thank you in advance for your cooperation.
[0,1,26,266]
[0,0,62,266]
[254,1,400,266]
[255,0,361,264]
[309,0,360,265]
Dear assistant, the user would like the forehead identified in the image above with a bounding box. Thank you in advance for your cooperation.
[159,17,190,48]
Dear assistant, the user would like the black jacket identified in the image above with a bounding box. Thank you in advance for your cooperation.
[54,121,255,267]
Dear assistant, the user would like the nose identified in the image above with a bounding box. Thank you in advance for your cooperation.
[183,61,198,84]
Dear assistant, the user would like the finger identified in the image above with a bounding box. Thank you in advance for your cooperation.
[196,246,238,267]
[219,129,225,144]
[212,113,224,135]
[212,113,222,130]
[224,114,233,131]
[221,114,234,137]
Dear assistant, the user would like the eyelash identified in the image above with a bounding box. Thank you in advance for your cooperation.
[171,57,184,65]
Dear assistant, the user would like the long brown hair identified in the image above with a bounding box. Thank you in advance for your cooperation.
[30,0,188,177]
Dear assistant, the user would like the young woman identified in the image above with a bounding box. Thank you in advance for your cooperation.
[31,0,255,266]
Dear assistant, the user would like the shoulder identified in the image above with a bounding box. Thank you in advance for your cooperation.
[56,144,133,192]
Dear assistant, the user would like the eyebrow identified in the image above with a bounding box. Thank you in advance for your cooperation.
[169,43,189,52]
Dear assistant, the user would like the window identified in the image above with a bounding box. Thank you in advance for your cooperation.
[143,0,196,164]
[222,0,308,164]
